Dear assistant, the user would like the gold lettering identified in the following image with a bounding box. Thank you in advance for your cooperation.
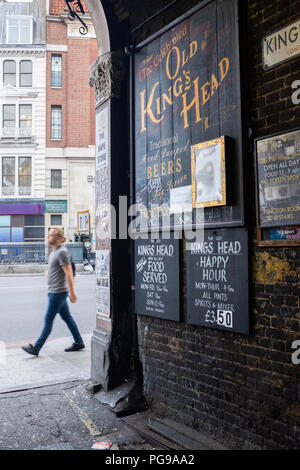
[219,57,229,81]
[161,162,166,176]
[181,77,201,129]
[140,82,164,133]
[166,47,180,80]
[210,73,219,96]
[168,160,174,174]
[201,81,210,105]
[147,166,152,179]
[162,87,173,111]
[176,157,182,173]
[174,77,183,97]
[189,40,198,59]
[153,164,159,177]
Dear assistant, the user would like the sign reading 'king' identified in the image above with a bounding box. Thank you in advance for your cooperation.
[134,0,245,231]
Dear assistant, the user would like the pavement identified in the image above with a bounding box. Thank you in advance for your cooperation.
[0,334,163,451]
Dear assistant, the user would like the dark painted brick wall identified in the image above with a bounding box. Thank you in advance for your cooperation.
[132,0,300,450]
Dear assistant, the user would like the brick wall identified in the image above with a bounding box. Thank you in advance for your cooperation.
[135,0,300,450]
[46,20,98,147]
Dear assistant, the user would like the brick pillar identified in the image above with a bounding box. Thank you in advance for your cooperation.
[89,51,132,392]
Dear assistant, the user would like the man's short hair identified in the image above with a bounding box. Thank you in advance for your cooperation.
[51,227,66,243]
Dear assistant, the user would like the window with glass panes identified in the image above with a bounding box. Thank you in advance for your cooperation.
[3,104,15,129]
[51,214,62,225]
[2,157,15,195]
[51,169,62,188]
[18,157,31,195]
[1,156,32,196]
[6,18,32,44]
[51,106,62,140]
[51,55,62,88]
[20,60,32,87]
[3,60,16,86]
[19,104,32,130]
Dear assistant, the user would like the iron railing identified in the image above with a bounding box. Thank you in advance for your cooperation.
[0,242,83,264]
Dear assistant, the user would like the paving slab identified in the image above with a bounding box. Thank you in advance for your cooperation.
[0,334,92,394]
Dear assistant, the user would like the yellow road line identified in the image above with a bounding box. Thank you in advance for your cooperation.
[63,392,102,437]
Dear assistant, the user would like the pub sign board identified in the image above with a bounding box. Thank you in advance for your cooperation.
[255,128,300,228]
[186,228,249,334]
[134,0,245,231]
[134,237,180,321]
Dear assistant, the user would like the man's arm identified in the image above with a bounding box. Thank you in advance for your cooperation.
[62,265,77,303]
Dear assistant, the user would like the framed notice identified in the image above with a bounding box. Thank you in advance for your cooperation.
[255,128,300,228]
[77,210,90,233]
[191,137,226,208]
[186,228,249,334]
[96,250,110,318]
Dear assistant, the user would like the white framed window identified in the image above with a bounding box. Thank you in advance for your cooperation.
[19,60,32,87]
[1,156,32,196]
[3,60,16,86]
[51,55,62,88]
[2,103,32,137]
[51,105,62,140]
[6,17,33,45]
[2,59,33,88]
[51,169,62,188]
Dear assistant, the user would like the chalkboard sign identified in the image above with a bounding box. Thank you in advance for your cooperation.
[134,237,180,321]
[134,0,245,231]
[255,128,300,227]
[186,228,249,334]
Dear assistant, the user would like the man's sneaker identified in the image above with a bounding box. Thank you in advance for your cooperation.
[64,343,85,352]
[22,344,39,356]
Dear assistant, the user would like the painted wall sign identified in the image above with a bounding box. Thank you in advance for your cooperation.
[262,19,300,70]
[45,200,67,213]
[186,228,249,334]
[255,128,300,228]
[134,237,180,321]
[134,0,244,231]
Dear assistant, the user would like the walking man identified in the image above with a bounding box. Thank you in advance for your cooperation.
[22,227,85,356]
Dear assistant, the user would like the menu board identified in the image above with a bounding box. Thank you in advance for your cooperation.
[256,128,300,227]
[186,228,249,334]
[134,237,180,321]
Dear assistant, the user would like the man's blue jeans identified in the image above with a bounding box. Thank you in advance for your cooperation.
[35,292,83,351]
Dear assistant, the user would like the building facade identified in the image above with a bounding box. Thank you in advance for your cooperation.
[45,0,98,245]
[85,0,300,450]
[0,1,46,243]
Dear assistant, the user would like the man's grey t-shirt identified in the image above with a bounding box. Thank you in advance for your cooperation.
[48,245,70,293]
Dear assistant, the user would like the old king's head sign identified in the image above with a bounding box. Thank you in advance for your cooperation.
[134,0,245,231]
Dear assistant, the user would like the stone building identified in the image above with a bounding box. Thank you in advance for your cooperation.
[84,0,300,450]
[0,1,46,243]
[45,0,98,244]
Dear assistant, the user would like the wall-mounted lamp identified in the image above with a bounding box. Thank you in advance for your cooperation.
[64,0,88,35]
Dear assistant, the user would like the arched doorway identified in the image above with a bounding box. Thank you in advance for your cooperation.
[85,0,134,393]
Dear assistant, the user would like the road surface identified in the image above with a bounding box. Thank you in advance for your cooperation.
[0,273,96,346]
